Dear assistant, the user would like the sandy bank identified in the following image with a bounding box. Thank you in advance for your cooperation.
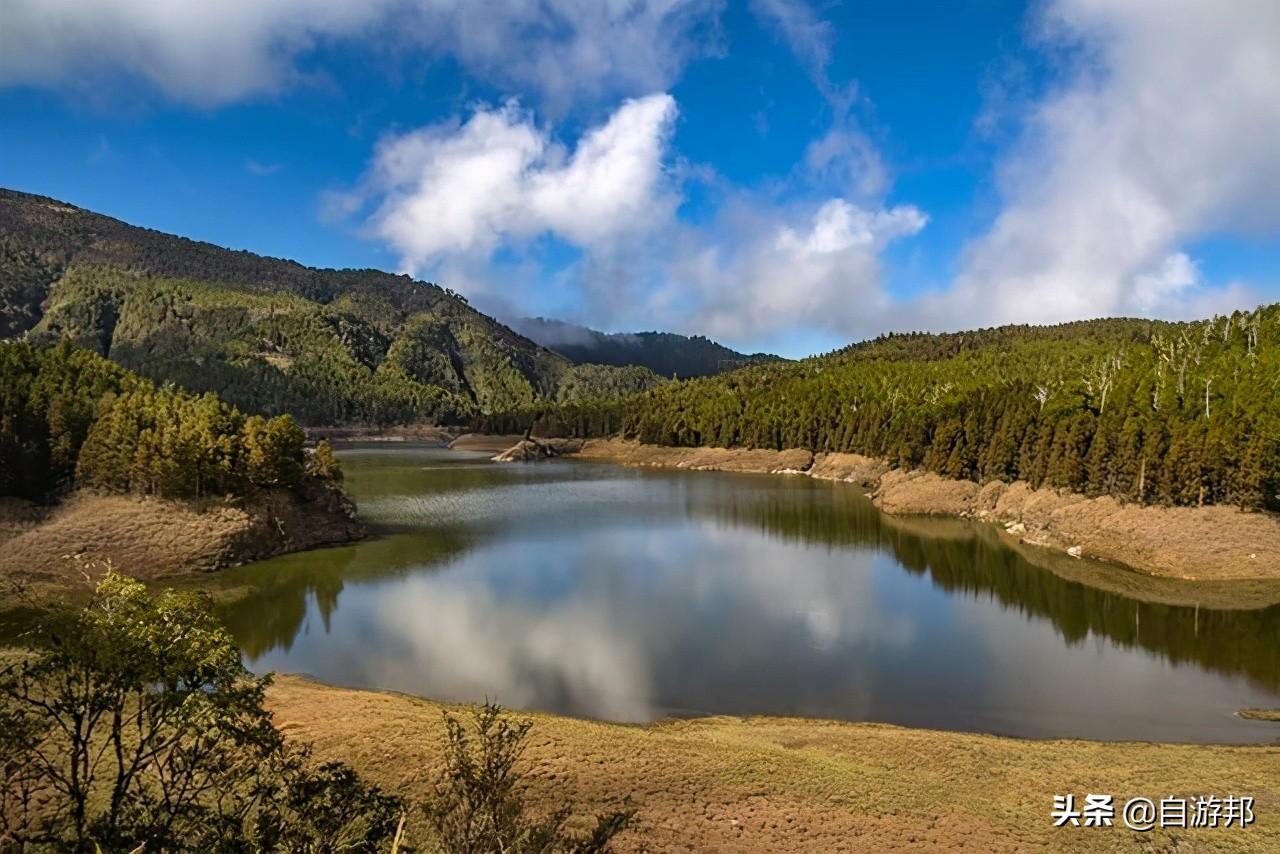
[0,488,364,600]
[875,471,1280,581]
[568,439,1280,581]
[267,675,1280,853]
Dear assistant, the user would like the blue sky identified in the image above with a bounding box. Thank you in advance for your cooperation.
[2,0,1278,357]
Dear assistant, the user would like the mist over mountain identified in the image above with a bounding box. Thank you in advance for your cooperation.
[511,317,782,380]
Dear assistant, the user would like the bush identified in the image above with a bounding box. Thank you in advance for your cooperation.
[0,572,403,852]
[425,702,634,853]
[0,573,639,853]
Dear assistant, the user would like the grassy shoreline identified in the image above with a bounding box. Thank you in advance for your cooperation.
[268,674,1280,853]
[0,489,364,607]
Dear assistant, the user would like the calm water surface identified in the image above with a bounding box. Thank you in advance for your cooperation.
[210,444,1280,743]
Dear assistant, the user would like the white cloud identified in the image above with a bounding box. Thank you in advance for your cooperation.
[354,94,679,273]
[0,0,721,107]
[665,198,927,344]
[946,0,1280,326]
[403,0,724,115]
[0,0,391,105]
[339,87,923,347]
[245,159,282,176]
[748,0,833,91]
[804,128,888,200]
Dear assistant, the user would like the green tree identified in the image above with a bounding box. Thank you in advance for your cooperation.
[305,439,342,482]
[0,572,403,852]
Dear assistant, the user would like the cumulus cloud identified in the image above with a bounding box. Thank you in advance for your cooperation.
[337,84,922,347]
[0,0,721,107]
[803,127,888,200]
[946,0,1280,325]
[0,0,391,105]
[351,93,679,274]
[666,198,926,343]
[403,0,724,115]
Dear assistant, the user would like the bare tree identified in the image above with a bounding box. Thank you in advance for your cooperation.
[1083,352,1124,414]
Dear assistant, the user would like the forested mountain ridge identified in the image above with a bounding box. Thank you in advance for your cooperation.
[511,316,781,379]
[0,188,660,423]
[482,308,1280,512]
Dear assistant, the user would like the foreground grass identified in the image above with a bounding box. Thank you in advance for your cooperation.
[268,676,1280,852]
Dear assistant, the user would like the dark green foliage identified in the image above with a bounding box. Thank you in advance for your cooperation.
[554,363,665,404]
[0,572,404,852]
[514,316,781,379]
[0,341,333,501]
[0,340,142,497]
[425,702,634,853]
[251,759,404,853]
[0,234,61,340]
[0,189,584,425]
[482,307,1280,512]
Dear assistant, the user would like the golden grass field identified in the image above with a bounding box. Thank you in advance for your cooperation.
[268,675,1280,853]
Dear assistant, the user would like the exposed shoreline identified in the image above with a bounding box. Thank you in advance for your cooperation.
[0,487,364,604]
[566,438,1280,584]
[268,674,1280,853]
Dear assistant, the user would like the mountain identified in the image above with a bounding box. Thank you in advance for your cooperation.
[490,309,1280,512]
[510,317,781,379]
[0,189,660,424]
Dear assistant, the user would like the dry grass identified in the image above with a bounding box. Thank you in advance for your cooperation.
[1239,709,1280,723]
[0,491,362,604]
[268,676,1280,853]
[574,439,815,474]
[448,433,529,452]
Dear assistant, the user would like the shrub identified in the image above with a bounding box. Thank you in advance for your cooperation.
[0,572,402,852]
[425,702,634,853]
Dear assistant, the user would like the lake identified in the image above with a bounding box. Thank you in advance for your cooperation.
[209,444,1280,743]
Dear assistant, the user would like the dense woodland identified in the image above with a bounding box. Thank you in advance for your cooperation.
[481,307,1280,512]
[0,189,663,425]
[6,189,1279,513]
[512,316,780,379]
[0,340,337,502]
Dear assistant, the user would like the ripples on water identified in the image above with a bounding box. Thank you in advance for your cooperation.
[206,444,1280,743]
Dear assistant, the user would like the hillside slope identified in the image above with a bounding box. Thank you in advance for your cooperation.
[0,189,657,424]
[512,316,780,379]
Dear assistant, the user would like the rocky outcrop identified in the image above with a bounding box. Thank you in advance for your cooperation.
[492,437,584,462]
